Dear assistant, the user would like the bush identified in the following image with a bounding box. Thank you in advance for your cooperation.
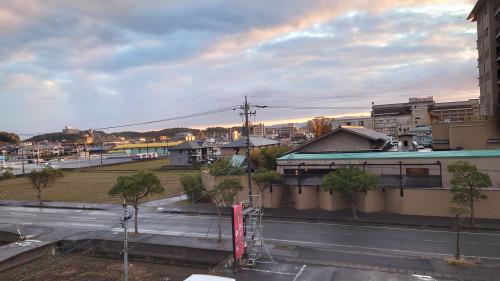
[1,171,15,179]
[208,158,245,176]
[179,173,204,202]
[279,183,295,208]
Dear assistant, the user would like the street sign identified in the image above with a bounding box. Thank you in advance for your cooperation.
[231,203,245,262]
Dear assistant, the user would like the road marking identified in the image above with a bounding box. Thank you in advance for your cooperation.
[263,238,500,260]
[264,219,500,236]
[293,265,306,281]
[241,268,295,276]
[423,240,446,243]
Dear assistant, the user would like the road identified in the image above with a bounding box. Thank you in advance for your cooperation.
[1,205,499,262]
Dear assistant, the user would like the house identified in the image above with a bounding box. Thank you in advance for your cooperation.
[169,141,214,165]
[273,150,500,218]
[90,145,114,155]
[284,126,391,155]
[219,136,279,158]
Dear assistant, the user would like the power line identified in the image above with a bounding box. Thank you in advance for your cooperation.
[93,106,239,131]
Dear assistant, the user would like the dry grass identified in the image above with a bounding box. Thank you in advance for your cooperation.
[0,169,199,204]
[1,253,208,281]
[444,257,480,267]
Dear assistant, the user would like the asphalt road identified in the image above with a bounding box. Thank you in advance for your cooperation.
[1,205,499,262]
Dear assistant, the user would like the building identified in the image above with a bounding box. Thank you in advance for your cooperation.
[431,99,480,121]
[272,150,500,218]
[432,118,500,150]
[372,97,434,136]
[331,116,374,130]
[250,123,265,136]
[62,126,80,134]
[284,126,390,154]
[219,136,279,158]
[169,141,214,165]
[468,0,500,117]
[278,123,296,138]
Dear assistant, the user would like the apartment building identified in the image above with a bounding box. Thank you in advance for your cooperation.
[468,0,500,117]
[371,97,434,136]
[250,123,265,136]
[432,99,480,121]
[278,123,296,137]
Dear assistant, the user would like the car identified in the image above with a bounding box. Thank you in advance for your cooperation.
[27,159,36,164]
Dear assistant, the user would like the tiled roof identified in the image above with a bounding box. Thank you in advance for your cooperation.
[286,126,389,154]
[169,140,208,150]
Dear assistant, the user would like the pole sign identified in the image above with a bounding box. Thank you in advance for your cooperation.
[231,203,245,262]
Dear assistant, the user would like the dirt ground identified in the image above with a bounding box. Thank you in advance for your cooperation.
[1,254,210,281]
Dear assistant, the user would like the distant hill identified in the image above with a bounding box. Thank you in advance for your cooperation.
[266,122,308,129]
[26,127,232,142]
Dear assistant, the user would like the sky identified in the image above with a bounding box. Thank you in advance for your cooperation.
[0,0,480,138]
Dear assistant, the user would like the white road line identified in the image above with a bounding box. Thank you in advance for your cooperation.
[241,268,295,276]
[293,265,306,281]
[264,238,500,260]
[424,240,446,243]
[264,219,500,236]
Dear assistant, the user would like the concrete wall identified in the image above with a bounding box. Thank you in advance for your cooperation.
[202,169,500,218]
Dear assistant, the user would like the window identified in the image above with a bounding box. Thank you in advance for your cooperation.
[179,158,182,162]
[406,168,429,175]
[403,140,409,146]
[179,149,182,153]
[486,27,489,37]
[358,121,364,126]
[346,121,352,125]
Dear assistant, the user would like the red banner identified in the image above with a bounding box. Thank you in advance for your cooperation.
[231,203,245,261]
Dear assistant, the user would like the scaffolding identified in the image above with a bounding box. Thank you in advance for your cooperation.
[240,195,276,269]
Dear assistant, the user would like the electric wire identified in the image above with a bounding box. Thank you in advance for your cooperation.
[0,221,123,280]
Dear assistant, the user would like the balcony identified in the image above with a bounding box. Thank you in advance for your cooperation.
[496,27,500,41]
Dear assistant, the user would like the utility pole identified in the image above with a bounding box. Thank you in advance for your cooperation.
[121,209,133,281]
[241,96,256,207]
[21,144,25,175]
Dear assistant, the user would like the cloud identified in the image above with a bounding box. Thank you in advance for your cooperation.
[0,0,481,136]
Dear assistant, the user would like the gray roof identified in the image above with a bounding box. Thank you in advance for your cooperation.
[220,136,279,148]
[169,140,208,150]
[286,126,390,154]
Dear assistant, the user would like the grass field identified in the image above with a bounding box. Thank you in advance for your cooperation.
[87,158,170,171]
[0,159,199,204]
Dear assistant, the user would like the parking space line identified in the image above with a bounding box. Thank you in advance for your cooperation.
[293,265,306,281]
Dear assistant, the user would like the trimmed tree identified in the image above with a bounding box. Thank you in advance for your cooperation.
[252,167,283,210]
[322,166,380,219]
[279,183,295,209]
[179,173,204,202]
[108,170,164,234]
[27,166,64,206]
[208,177,243,242]
[447,161,492,226]
[448,201,471,260]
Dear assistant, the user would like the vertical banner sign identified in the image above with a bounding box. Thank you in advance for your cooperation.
[231,203,245,262]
